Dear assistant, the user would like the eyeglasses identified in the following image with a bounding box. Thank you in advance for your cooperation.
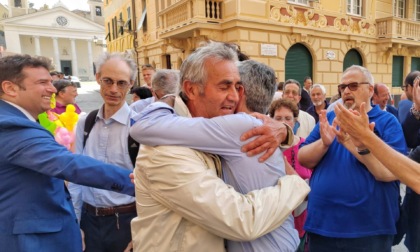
[338,82,370,92]
[100,78,130,89]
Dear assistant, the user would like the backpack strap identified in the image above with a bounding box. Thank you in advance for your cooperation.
[128,135,139,167]
[83,109,99,148]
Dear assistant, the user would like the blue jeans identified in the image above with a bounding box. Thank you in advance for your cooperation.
[308,233,393,252]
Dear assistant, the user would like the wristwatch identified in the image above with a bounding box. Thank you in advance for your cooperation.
[410,104,420,120]
[356,147,371,155]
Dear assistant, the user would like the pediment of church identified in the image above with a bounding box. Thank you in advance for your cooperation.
[1,6,103,32]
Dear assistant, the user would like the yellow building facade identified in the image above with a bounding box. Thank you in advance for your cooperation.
[104,0,136,54]
[121,0,420,97]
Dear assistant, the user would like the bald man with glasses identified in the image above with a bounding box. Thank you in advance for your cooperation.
[298,65,407,252]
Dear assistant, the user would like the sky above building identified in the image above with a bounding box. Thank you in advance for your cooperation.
[0,0,90,11]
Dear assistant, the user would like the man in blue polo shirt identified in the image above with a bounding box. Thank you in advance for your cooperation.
[298,65,406,251]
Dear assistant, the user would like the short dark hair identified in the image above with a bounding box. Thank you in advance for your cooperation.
[53,80,77,94]
[0,54,51,95]
[130,86,153,99]
[278,81,284,91]
[50,71,59,76]
[223,42,249,61]
[303,76,312,82]
[404,71,420,87]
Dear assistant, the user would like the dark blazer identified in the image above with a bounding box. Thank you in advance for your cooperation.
[0,100,134,251]
[299,89,313,111]
[398,99,420,149]
[386,104,398,118]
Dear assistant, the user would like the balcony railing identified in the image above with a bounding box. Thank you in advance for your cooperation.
[377,16,420,41]
[160,0,223,32]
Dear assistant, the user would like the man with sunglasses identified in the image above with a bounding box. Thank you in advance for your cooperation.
[298,65,407,251]
[68,52,137,252]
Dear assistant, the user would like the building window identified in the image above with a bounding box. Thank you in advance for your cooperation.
[14,0,22,7]
[107,22,111,41]
[119,12,124,35]
[392,56,404,88]
[96,6,102,16]
[288,0,308,5]
[113,16,118,39]
[347,0,363,16]
[415,0,420,20]
[394,0,405,18]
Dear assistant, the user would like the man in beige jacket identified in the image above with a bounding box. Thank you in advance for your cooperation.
[130,42,310,251]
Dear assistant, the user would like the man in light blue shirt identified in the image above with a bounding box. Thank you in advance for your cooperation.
[130,69,179,114]
[68,52,138,252]
[131,60,301,251]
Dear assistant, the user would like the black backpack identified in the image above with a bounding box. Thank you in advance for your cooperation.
[82,109,139,167]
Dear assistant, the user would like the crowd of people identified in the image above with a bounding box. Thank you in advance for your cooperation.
[1,40,420,252]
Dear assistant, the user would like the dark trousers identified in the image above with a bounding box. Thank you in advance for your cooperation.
[404,148,420,252]
[403,187,420,252]
[308,233,393,252]
[80,209,136,252]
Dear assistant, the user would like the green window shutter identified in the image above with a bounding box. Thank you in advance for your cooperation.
[343,49,363,71]
[285,43,312,84]
[392,56,404,87]
[411,57,420,71]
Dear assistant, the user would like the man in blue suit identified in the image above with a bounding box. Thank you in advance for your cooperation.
[0,54,134,251]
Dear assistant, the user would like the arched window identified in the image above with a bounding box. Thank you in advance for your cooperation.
[343,49,363,71]
[285,43,313,84]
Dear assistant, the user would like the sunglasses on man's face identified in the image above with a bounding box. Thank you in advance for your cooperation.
[338,82,370,92]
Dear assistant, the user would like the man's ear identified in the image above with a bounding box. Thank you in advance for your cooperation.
[237,85,245,98]
[56,90,64,98]
[296,95,302,103]
[95,73,101,85]
[368,85,374,97]
[1,81,19,97]
[182,80,199,100]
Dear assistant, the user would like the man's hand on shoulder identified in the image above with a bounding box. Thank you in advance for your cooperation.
[240,113,289,162]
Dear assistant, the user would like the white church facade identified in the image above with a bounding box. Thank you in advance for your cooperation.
[0,0,105,81]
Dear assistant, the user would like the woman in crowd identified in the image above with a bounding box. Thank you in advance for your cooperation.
[269,98,312,252]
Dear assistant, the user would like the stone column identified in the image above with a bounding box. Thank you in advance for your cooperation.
[52,37,61,71]
[70,38,78,77]
[33,36,41,56]
[86,39,94,80]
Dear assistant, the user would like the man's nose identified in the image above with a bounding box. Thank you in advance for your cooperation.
[48,81,57,93]
[109,83,119,92]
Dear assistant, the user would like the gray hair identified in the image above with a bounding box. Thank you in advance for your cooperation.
[238,60,277,114]
[284,79,302,94]
[179,41,238,101]
[310,83,326,95]
[95,52,138,81]
[343,65,374,85]
[152,69,180,95]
